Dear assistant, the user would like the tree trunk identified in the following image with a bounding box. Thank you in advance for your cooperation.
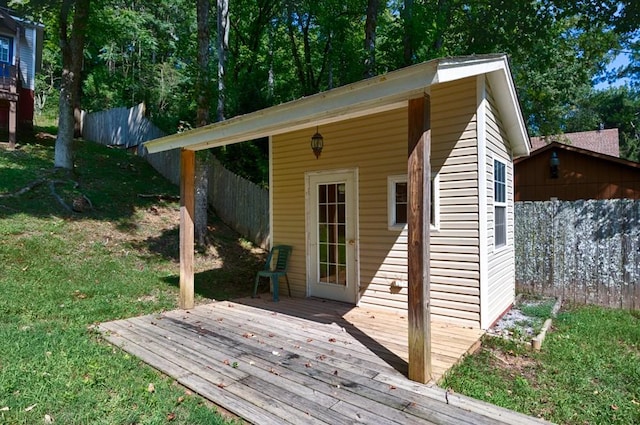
[55,0,90,170]
[217,0,229,121]
[194,153,209,247]
[402,0,414,66]
[195,0,212,247]
[197,0,211,127]
[364,0,379,78]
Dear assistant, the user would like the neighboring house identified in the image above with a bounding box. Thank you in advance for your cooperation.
[530,128,620,157]
[0,8,43,146]
[145,54,530,382]
[515,140,640,201]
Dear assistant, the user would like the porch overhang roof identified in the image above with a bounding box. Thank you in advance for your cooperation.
[145,54,530,157]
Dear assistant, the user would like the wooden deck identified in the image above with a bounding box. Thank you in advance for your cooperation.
[99,297,548,425]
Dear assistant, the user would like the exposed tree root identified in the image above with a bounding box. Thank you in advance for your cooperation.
[0,175,93,214]
[49,180,74,213]
[137,194,180,201]
[0,178,48,198]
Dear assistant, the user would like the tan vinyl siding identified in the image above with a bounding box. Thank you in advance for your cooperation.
[272,107,408,309]
[429,77,481,327]
[272,77,483,327]
[484,79,516,325]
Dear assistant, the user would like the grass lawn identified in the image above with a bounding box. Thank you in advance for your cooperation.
[1,133,265,424]
[441,304,640,424]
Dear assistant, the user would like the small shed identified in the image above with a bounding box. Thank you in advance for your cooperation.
[145,54,530,382]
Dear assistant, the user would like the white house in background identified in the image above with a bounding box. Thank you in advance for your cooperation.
[145,54,530,383]
[0,7,43,145]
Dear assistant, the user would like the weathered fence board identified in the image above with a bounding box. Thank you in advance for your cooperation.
[515,200,640,310]
[81,103,166,149]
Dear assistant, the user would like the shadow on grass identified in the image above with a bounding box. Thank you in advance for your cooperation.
[1,130,178,224]
[2,131,265,301]
[135,216,265,300]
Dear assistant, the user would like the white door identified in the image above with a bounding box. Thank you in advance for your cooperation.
[307,170,358,303]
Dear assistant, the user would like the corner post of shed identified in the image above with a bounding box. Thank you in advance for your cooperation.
[179,148,195,309]
[407,95,432,383]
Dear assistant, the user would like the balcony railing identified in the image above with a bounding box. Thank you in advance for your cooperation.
[0,63,18,93]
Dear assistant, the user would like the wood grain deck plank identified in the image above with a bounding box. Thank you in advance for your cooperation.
[99,299,550,425]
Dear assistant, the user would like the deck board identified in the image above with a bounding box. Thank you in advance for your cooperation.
[99,297,549,425]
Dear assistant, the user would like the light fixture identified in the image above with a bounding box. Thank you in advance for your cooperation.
[550,151,559,178]
[311,127,323,159]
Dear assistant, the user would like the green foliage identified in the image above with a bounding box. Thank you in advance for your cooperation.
[565,86,640,162]
[442,305,640,424]
[11,0,640,157]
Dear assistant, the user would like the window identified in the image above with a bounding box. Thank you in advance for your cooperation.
[388,175,407,230]
[494,159,507,248]
[0,37,10,63]
[388,174,440,230]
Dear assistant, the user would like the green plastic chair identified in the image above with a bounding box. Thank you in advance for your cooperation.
[252,245,292,302]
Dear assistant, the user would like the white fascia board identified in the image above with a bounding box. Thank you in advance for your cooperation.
[486,70,530,158]
[145,62,439,154]
[434,56,506,84]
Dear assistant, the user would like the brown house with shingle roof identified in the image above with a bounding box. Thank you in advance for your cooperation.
[530,128,620,157]
[515,130,640,201]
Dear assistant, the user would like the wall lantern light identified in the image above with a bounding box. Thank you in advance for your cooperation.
[311,127,324,159]
[550,151,559,178]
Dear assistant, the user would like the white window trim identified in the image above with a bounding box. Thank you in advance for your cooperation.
[387,173,440,231]
[493,158,507,250]
[387,174,407,231]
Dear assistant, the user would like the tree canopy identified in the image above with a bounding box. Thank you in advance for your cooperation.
[10,0,640,173]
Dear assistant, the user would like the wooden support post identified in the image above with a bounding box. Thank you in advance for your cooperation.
[8,100,16,149]
[180,149,196,309]
[407,95,431,383]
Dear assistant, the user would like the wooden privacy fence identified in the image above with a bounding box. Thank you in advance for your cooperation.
[515,200,640,310]
[81,104,269,247]
[81,103,166,151]
[207,156,269,248]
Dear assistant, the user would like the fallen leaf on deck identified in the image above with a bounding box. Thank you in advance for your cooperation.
[389,385,397,390]
[223,359,230,365]
[269,368,280,375]
[328,338,336,343]
[306,338,313,343]
[268,333,275,337]
[147,383,155,393]
[271,351,280,356]
[217,382,226,388]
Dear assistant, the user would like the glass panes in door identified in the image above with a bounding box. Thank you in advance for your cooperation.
[317,183,347,286]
